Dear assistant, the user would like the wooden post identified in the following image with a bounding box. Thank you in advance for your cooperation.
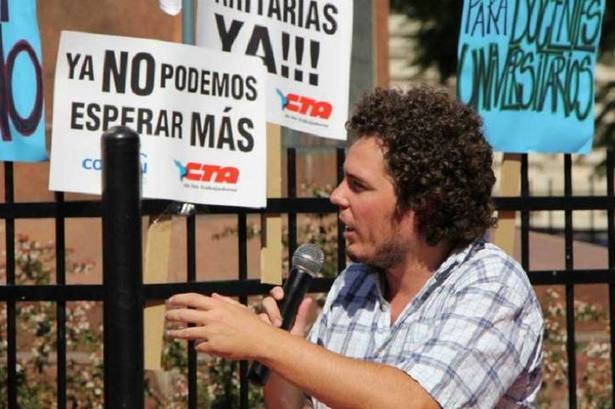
[492,154,521,256]
[143,215,173,370]
[260,123,283,285]
[373,0,389,87]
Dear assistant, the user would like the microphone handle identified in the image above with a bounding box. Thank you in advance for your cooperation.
[247,267,314,386]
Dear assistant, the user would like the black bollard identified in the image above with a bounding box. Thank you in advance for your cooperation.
[101,126,144,409]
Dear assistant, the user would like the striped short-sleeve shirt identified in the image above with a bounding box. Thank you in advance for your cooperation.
[308,239,544,409]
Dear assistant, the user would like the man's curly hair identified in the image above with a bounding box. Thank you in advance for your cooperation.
[347,86,496,248]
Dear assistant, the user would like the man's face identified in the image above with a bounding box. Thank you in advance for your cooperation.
[330,137,415,270]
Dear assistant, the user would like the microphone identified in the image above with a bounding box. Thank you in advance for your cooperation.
[247,243,324,386]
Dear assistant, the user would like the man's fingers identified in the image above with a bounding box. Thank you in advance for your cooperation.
[262,296,282,327]
[212,292,242,306]
[194,338,208,349]
[167,292,216,310]
[167,326,208,341]
[165,308,208,325]
[258,312,273,325]
[291,297,313,336]
[194,340,211,353]
[296,297,313,320]
[269,286,284,301]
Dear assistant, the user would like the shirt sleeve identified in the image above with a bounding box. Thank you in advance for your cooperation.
[307,274,340,346]
[305,271,349,409]
[397,273,543,409]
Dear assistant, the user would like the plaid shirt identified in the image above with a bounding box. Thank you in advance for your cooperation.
[308,239,543,409]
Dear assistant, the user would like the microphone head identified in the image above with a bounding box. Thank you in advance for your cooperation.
[292,243,324,277]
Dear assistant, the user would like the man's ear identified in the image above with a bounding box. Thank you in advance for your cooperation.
[397,207,418,231]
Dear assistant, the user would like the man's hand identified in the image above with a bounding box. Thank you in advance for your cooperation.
[165,289,313,360]
[166,290,315,409]
[166,292,273,360]
[259,286,313,337]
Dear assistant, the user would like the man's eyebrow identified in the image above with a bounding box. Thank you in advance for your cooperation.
[344,170,360,180]
[345,171,371,186]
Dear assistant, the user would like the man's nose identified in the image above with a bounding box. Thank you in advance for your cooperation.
[330,181,348,208]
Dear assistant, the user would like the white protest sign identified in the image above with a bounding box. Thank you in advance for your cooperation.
[197,0,353,141]
[50,31,267,208]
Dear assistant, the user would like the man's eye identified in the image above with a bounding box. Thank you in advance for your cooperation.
[350,180,366,191]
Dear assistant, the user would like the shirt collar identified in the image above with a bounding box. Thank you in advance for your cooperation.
[432,237,485,283]
[364,237,486,302]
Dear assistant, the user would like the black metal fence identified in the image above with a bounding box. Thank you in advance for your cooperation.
[0,137,614,408]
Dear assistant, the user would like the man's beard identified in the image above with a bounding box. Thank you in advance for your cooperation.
[347,237,407,271]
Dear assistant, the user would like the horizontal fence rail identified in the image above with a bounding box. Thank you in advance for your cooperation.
[2,195,615,219]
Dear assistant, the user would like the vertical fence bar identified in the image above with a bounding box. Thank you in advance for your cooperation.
[607,151,615,409]
[102,127,143,409]
[181,2,198,403]
[186,212,197,409]
[520,154,529,272]
[336,148,346,274]
[55,192,67,409]
[548,179,554,234]
[5,162,16,409]
[238,212,248,409]
[563,154,577,409]
[288,148,297,260]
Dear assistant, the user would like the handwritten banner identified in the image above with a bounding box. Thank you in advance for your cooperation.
[0,0,46,161]
[457,0,605,154]
[50,31,267,208]
[197,0,353,141]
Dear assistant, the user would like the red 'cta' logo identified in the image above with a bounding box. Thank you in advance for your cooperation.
[276,89,332,119]
[173,160,239,184]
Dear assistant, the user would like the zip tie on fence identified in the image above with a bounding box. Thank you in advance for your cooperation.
[151,202,196,225]
[174,202,196,216]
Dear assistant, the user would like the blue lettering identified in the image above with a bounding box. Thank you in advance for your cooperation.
[140,153,148,174]
[82,154,148,173]
[81,158,102,170]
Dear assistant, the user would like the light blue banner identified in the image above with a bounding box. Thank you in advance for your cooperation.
[457,0,605,154]
[0,0,47,161]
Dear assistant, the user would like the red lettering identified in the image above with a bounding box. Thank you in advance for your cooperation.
[286,93,301,112]
[283,93,332,119]
[200,164,220,182]
[313,101,332,119]
[215,166,239,183]
[184,162,239,184]
[298,97,315,115]
[185,162,203,181]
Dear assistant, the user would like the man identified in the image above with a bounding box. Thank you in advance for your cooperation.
[166,86,544,408]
